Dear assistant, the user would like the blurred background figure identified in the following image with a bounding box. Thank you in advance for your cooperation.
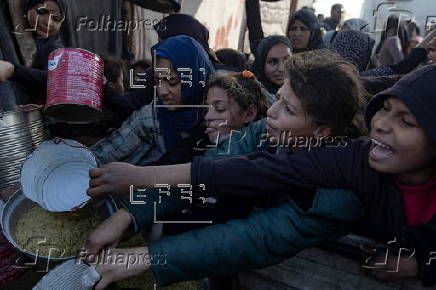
[426,36,436,63]
[342,18,369,32]
[317,14,325,23]
[324,18,369,46]
[215,48,246,73]
[321,3,344,31]
[375,15,410,66]
[287,8,325,53]
[328,30,375,71]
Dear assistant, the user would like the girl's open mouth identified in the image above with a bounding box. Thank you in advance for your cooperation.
[369,138,395,162]
[205,127,216,134]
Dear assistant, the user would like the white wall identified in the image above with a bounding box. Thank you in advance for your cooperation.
[360,0,436,36]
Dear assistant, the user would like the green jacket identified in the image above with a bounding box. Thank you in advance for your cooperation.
[203,119,268,158]
[122,119,363,286]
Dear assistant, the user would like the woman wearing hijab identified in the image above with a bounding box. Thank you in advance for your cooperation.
[124,13,218,114]
[252,35,292,105]
[328,30,375,71]
[342,18,369,32]
[286,8,325,53]
[0,0,66,101]
[154,15,211,57]
[329,29,429,80]
[375,15,409,66]
[324,18,369,45]
[91,36,214,166]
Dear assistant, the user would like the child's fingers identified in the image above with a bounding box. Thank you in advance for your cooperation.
[89,168,104,178]
[87,186,108,198]
[89,177,103,188]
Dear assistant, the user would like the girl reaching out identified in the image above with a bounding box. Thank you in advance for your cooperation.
[87,63,436,288]
[86,51,370,288]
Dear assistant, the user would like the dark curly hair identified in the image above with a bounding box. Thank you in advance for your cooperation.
[205,72,268,121]
[286,50,365,137]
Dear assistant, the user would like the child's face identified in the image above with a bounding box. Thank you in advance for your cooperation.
[154,58,183,111]
[205,86,256,143]
[264,44,291,87]
[427,37,436,63]
[266,78,319,146]
[369,97,436,184]
[27,1,63,38]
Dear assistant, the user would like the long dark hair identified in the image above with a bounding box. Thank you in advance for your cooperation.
[286,50,365,138]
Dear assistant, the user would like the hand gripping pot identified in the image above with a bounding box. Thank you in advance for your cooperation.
[20,138,98,214]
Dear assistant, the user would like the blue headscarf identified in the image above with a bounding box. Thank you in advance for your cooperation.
[152,36,214,151]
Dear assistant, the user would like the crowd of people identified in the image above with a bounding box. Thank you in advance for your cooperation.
[1,0,436,289]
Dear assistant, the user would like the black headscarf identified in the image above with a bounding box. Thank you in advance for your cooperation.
[287,8,325,53]
[23,0,67,69]
[153,14,217,63]
[252,35,292,95]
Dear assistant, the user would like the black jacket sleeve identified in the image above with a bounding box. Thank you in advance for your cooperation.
[245,0,264,55]
[103,86,153,123]
[191,138,370,198]
[9,64,47,92]
[389,47,428,75]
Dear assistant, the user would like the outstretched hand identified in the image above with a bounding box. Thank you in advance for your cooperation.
[84,208,133,261]
[0,60,14,82]
[93,247,151,290]
[87,162,150,198]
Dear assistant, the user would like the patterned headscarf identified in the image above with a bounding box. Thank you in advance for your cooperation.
[329,30,375,71]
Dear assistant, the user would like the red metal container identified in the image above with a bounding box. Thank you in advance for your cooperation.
[45,48,104,124]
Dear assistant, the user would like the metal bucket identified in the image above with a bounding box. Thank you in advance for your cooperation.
[1,191,118,263]
[20,138,97,213]
[0,105,48,191]
[45,48,104,124]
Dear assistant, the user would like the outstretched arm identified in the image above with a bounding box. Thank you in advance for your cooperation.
[88,139,370,200]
